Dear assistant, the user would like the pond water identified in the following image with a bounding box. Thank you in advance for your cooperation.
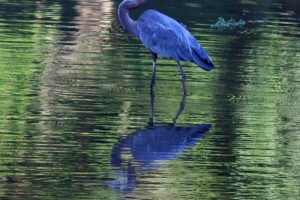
[0,0,300,199]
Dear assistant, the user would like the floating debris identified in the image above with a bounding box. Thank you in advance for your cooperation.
[211,17,270,30]
[210,17,246,30]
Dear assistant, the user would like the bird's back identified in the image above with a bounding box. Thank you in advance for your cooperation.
[136,9,214,71]
[137,10,191,59]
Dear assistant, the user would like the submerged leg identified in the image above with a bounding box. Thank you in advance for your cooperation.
[149,53,157,126]
[176,60,187,95]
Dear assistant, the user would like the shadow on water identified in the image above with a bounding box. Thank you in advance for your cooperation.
[109,91,211,194]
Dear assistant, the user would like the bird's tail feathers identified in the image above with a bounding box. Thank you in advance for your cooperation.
[192,47,215,71]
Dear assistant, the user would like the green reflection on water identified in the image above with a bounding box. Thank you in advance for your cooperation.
[0,0,300,199]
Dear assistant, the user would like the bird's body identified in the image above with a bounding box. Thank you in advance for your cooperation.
[137,9,214,71]
[118,0,215,120]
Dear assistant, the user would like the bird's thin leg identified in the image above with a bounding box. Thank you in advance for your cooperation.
[149,53,157,126]
[172,92,186,125]
[176,60,187,95]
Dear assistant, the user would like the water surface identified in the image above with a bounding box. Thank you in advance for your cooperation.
[0,0,300,199]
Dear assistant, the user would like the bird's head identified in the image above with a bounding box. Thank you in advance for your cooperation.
[121,0,146,9]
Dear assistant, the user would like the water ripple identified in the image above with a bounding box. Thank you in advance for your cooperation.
[0,0,300,199]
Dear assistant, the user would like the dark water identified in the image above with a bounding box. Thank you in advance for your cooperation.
[0,0,300,199]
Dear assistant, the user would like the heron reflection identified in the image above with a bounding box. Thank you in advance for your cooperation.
[109,93,211,193]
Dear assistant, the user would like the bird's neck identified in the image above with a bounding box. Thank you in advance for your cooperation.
[118,0,145,37]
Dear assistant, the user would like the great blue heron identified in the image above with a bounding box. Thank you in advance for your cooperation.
[118,0,215,120]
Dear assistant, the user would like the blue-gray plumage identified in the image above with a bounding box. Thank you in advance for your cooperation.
[137,9,214,71]
[118,0,215,104]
